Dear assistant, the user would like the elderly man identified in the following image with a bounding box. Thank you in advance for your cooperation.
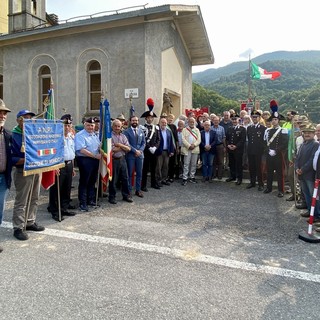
[108,119,133,204]
[181,117,201,186]
[0,99,12,251]
[11,109,45,241]
[75,117,101,212]
[211,115,225,180]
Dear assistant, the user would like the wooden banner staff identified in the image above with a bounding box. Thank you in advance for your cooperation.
[23,174,36,231]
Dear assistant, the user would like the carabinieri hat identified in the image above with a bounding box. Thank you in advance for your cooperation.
[141,98,157,118]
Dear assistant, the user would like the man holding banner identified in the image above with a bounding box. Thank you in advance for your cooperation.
[11,110,45,241]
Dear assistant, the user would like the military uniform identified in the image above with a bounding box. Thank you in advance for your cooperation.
[226,124,246,183]
[264,125,288,194]
[247,123,266,189]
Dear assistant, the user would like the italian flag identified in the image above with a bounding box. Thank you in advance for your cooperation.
[251,62,281,80]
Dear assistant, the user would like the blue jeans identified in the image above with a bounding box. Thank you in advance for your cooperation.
[201,152,214,178]
[126,157,143,193]
[0,174,8,224]
[300,178,320,218]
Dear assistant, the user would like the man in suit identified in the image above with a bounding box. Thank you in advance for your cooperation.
[166,113,178,182]
[141,98,161,191]
[225,114,246,185]
[0,99,12,252]
[124,116,146,198]
[200,120,216,182]
[155,117,175,186]
[246,111,266,190]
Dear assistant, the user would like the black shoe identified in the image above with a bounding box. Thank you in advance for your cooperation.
[135,191,144,198]
[189,178,197,184]
[26,223,45,232]
[258,186,264,191]
[181,179,187,186]
[141,187,148,192]
[68,204,76,209]
[296,203,307,209]
[62,211,76,216]
[161,181,170,186]
[13,229,29,241]
[235,180,242,185]
[151,184,160,190]
[246,184,255,189]
[79,204,89,212]
[226,178,236,182]
[88,202,100,207]
[277,192,284,198]
[109,198,117,204]
[123,196,133,203]
[52,214,65,221]
[300,211,310,218]
[263,189,272,194]
[286,195,295,201]
[168,178,174,183]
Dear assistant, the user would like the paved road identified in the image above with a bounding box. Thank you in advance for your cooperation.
[0,175,319,320]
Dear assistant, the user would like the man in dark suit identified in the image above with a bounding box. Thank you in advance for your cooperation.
[155,117,175,186]
[123,116,146,198]
[246,111,266,190]
[226,114,246,185]
[200,120,216,182]
[166,113,178,182]
[0,99,12,252]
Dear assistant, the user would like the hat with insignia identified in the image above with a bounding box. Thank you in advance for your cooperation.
[301,124,315,132]
[141,98,157,118]
[61,114,73,123]
[85,117,95,124]
[268,111,285,121]
[93,117,100,123]
[251,110,261,117]
[116,114,126,121]
[231,113,240,119]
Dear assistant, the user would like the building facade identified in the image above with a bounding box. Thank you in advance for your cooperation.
[0,1,214,127]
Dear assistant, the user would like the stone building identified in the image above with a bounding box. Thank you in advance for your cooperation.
[0,0,214,127]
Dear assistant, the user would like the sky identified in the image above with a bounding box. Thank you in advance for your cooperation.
[47,0,320,73]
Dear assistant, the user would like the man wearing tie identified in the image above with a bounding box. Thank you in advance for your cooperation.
[124,116,146,198]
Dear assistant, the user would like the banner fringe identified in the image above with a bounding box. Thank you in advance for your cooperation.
[23,163,65,177]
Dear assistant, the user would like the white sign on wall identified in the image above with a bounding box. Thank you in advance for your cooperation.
[125,88,139,99]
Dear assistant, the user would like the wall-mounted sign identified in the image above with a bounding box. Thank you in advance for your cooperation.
[125,88,139,99]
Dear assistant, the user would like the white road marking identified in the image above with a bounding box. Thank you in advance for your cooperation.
[2,221,319,283]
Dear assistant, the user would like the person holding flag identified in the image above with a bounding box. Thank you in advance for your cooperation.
[11,109,45,241]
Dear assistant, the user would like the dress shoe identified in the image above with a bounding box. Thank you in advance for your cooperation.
[286,195,295,201]
[161,181,170,186]
[263,189,272,194]
[135,191,144,198]
[109,198,117,204]
[151,184,160,190]
[226,177,236,182]
[62,211,76,216]
[26,223,45,232]
[141,187,148,192]
[246,184,255,189]
[235,180,242,185]
[79,204,89,212]
[168,178,174,183]
[277,192,284,198]
[258,186,264,191]
[296,203,307,209]
[13,229,29,241]
[88,201,100,207]
[189,178,197,184]
[202,177,207,182]
[181,179,187,186]
[68,204,76,209]
[315,227,320,233]
[52,214,64,221]
[300,211,310,218]
[123,196,133,203]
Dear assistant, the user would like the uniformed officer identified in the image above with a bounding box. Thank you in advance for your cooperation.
[246,111,266,190]
[141,98,161,191]
[263,111,289,197]
[225,114,246,185]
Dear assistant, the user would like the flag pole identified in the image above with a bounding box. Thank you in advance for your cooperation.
[23,174,35,231]
[248,55,252,101]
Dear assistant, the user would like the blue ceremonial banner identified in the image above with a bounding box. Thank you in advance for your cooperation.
[23,119,65,176]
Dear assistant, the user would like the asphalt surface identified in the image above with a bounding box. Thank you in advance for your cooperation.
[0,170,319,320]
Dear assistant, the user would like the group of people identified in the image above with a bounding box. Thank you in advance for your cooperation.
[2,96,320,253]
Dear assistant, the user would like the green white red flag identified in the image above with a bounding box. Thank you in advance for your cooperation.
[251,62,281,80]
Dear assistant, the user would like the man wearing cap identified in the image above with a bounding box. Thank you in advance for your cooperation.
[123,116,146,198]
[141,98,161,191]
[225,114,246,185]
[263,111,288,197]
[0,99,12,251]
[48,115,76,220]
[295,124,320,222]
[11,109,45,241]
[246,111,266,190]
[74,117,101,211]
